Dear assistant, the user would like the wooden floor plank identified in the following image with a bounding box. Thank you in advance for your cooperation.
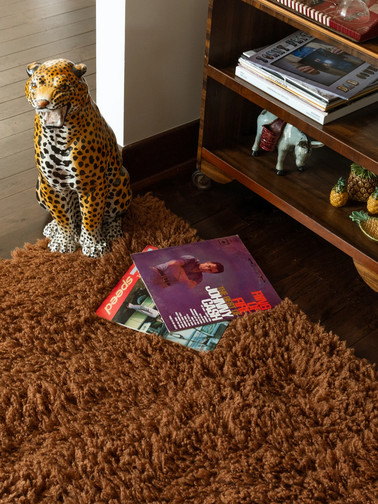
[0,111,34,138]
[0,0,95,26]
[0,0,97,220]
[0,129,33,158]
[0,31,95,71]
[0,179,48,255]
[0,204,48,258]
[0,6,95,43]
[1,184,38,218]
[0,148,34,179]
[0,17,95,59]
[0,95,31,120]
[0,167,36,200]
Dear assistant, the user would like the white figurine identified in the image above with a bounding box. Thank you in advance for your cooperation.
[252,110,324,175]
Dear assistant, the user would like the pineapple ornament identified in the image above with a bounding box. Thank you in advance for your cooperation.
[347,163,378,202]
[330,177,348,207]
[350,211,378,242]
[367,187,378,215]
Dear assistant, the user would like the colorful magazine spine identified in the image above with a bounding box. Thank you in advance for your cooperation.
[235,64,378,124]
[96,246,157,322]
[238,61,331,110]
[235,65,328,122]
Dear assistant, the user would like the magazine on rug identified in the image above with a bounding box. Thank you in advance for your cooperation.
[247,30,378,99]
[96,246,229,352]
[131,236,281,333]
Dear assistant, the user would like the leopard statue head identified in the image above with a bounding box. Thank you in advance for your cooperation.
[25,58,89,128]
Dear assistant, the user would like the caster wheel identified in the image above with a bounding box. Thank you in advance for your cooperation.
[192,170,212,190]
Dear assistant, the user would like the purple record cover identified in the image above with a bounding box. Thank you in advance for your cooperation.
[96,246,229,352]
[131,235,281,332]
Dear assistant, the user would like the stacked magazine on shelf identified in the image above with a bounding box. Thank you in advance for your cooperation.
[235,30,378,124]
[96,236,281,352]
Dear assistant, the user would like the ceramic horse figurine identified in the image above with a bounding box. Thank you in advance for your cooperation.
[252,110,324,175]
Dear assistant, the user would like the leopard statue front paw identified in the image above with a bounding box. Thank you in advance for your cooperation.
[79,229,110,258]
[43,221,80,254]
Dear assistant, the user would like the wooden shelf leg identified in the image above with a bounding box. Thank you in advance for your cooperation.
[353,261,378,292]
[199,159,234,185]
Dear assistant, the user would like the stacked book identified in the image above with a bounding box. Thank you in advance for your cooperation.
[272,0,378,43]
[235,30,378,125]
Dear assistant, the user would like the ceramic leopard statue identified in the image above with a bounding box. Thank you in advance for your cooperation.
[25,58,132,258]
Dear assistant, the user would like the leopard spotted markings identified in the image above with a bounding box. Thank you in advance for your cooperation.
[25,58,132,257]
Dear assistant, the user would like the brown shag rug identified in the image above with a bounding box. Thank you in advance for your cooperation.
[0,194,377,504]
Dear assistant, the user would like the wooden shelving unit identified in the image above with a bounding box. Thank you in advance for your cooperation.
[196,0,378,289]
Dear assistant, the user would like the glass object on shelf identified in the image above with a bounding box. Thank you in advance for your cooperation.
[336,0,371,23]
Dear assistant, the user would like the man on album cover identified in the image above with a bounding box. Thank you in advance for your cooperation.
[151,255,224,288]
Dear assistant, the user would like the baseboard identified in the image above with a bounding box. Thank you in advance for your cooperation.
[123,120,199,191]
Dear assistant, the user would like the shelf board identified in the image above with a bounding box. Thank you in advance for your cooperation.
[243,0,378,66]
[201,141,378,272]
[207,65,378,174]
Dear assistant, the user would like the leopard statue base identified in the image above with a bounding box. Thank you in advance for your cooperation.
[25,58,132,258]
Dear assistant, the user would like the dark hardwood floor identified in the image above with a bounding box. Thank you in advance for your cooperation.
[0,0,376,365]
[0,0,96,256]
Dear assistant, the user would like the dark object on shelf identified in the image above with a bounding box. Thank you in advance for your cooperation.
[259,117,287,151]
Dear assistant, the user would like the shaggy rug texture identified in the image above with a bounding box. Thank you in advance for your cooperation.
[0,194,377,504]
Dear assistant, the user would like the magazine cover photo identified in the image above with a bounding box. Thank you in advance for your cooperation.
[273,40,364,86]
[110,279,229,352]
[249,31,378,98]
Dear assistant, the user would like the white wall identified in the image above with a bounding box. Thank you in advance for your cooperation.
[96,0,208,147]
[96,1,126,145]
